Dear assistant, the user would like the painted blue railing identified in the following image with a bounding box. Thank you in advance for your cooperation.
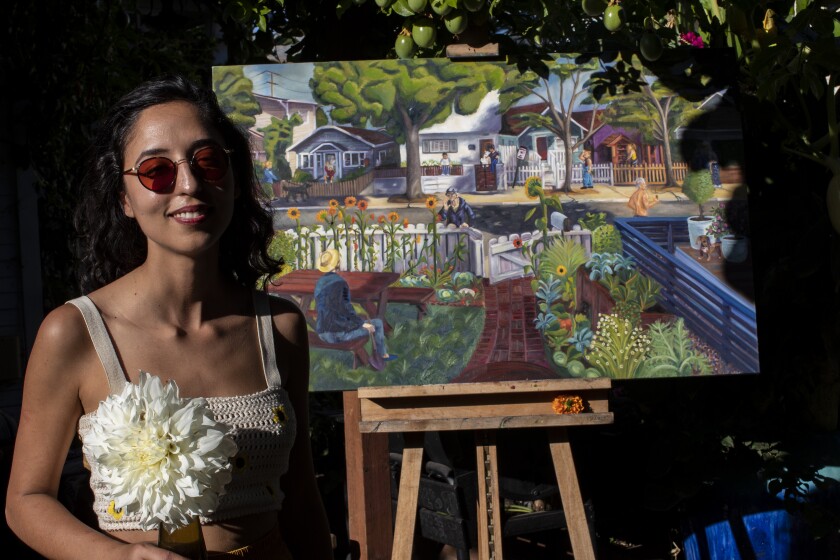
[613,217,760,373]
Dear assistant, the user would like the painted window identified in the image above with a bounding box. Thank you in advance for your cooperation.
[299,153,312,168]
[343,151,366,167]
[421,139,458,153]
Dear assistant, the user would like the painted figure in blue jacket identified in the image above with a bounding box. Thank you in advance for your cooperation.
[438,187,476,228]
[314,249,394,370]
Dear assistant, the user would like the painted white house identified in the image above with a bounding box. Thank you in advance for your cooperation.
[287,125,398,182]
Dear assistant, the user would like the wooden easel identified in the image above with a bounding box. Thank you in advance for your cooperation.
[351,378,613,560]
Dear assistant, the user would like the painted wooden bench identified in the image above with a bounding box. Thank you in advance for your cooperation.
[387,287,435,320]
[307,330,371,369]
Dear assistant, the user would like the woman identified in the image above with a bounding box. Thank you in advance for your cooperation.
[5,76,332,559]
[580,149,594,189]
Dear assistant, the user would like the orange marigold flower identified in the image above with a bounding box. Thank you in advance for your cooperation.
[351,216,357,224]
[327,207,338,216]
[415,235,423,244]
[425,196,437,209]
[388,211,399,222]
[552,395,585,415]
[377,215,386,223]
[357,199,369,211]
[328,199,340,208]
[369,213,376,220]
[315,210,327,222]
[286,207,301,220]
[344,196,357,207]
[403,218,409,228]
[513,238,523,248]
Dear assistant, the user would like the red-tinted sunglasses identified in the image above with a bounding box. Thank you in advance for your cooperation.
[122,145,233,192]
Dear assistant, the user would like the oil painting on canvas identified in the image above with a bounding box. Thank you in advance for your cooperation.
[212,54,757,391]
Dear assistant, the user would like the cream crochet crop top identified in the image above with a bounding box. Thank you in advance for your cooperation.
[72,291,297,532]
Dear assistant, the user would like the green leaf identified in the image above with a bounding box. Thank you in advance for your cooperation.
[524,206,537,221]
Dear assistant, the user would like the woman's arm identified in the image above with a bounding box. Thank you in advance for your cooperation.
[5,305,187,560]
[272,299,333,559]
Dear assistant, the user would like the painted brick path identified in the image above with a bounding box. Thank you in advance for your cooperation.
[456,277,553,382]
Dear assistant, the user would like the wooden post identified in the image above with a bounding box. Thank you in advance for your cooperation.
[475,431,504,560]
[343,391,393,560]
[549,427,597,560]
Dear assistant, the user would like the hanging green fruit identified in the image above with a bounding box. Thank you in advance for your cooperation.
[581,0,607,17]
[395,32,417,58]
[639,32,663,61]
[375,0,394,7]
[407,0,427,13]
[603,2,625,32]
[444,10,469,34]
[391,0,416,16]
[412,19,437,48]
[430,0,451,16]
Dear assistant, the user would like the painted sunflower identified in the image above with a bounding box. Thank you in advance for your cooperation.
[556,264,568,276]
[425,196,437,209]
[524,176,543,200]
[328,199,340,208]
[344,196,357,207]
[357,199,369,211]
[315,210,327,223]
[286,207,301,220]
[388,211,400,222]
[513,238,523,249]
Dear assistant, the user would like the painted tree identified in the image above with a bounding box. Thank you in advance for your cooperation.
[310,59,506,199]
[259,113,303,180]
[602,77,702,187]
[212,66,261,128]
[498,56,604,193]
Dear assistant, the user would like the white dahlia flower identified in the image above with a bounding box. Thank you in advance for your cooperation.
[82,371,238,532]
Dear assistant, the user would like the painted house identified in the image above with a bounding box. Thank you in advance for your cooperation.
[499,102,590,162]
[575,107,662,167]
[287,125,399,182]
[414,91,506,193]
[250,93,319,170]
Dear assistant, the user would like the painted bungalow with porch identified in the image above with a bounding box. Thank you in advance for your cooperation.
[498,102,590,163]
[287,125,399,182]
[411,91,506,194]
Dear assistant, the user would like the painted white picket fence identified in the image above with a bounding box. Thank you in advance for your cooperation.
[281,215,592,284]
[282,223,485,276]
[547,151,613,185]
[487,227,593,284]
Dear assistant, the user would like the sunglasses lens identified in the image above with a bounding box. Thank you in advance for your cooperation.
[137,158,177,191]
[193,146,229,181]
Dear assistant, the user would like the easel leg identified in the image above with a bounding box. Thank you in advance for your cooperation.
[392,431,424,560]
[548,427,596,560]
[475,431,504,560]
[343,392,393,560]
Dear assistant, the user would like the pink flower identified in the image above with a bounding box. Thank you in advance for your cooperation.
[679,31,705,48]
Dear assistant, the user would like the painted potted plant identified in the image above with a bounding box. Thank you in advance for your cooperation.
[706,201,750,263]
[681,169,716,250]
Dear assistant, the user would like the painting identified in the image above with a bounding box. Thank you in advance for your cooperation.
[212,53,758,391]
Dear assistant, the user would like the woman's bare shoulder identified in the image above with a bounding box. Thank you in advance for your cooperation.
[26,302,97,388]
[267,294,306,344]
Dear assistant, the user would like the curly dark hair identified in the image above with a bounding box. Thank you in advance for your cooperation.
[74,75,280,293]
